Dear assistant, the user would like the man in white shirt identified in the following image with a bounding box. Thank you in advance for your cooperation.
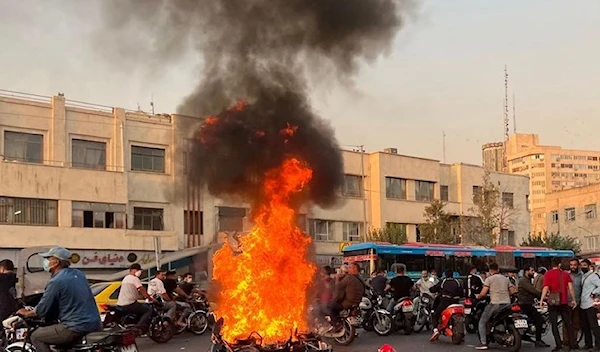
[148,270,177,321]
[117,263,154,333]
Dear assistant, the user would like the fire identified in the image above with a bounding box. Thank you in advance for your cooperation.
[212,157,317,344]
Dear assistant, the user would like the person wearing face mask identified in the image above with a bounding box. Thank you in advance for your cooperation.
[579,259,600,350]
[517,266,548,347]
[117,263,154,334]
[15,247,101,352]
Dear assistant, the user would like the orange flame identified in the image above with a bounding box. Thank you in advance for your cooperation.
[212,158,317,344]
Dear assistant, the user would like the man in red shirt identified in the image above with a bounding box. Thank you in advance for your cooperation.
[541,257,578,351]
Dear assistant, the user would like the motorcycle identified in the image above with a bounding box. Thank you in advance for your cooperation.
[210,317,332,352]
[2,313,138,352]
[479,304,528,352]
[358,289,379,332]
[101,302,174,344]
[372,296,414,336]
[463,296,489,334]
[173,295,212,335]
[309,304,357,346]
[413,293,434,332]
[429,303,466,345]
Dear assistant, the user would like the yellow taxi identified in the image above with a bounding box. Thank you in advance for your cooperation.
[91,281,149,313]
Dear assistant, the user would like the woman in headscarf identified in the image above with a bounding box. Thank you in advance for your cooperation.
[0,259,18,322]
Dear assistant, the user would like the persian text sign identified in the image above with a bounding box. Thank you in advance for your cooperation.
[70,250,163,268]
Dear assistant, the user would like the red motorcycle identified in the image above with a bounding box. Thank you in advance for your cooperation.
[430,303,466,345]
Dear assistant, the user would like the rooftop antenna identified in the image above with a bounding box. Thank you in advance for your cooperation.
[512,92,516,134]
[137,103,141,111]
[442,131,446,163]
[150,93,155,115]
[503,65,509,172]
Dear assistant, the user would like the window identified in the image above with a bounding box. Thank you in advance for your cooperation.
[588,156,599,161]
[551,211,559,223]
[565,208,576,221]
[508,231,515,246]
[133,207,164,230]
[385,177,406,200]
[415,180,434,202]
[3,131,43,163]
[342,175,363,198]
[0,196,57,226]
[72,139,106,169]
[218,207,245,232]
[502,192,514,208]
[440,185,449,201]
[184,210,203,235]
[585,204,597,219]
[342,222,361,242]
[586,236,599,251]
[72,202,126,229]
[131,146,165,173]
[472,186,481,199]
[560,164,573,168]
[309,219,334,241]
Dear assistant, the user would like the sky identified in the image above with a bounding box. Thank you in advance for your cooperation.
[0,0,599,165]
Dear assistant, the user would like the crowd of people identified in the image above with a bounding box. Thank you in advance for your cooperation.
[316,257,600,352]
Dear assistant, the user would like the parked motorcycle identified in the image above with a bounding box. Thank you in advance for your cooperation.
[413,293,434,333]
[479,304,527,352]
[463,296,489,334]
[372,296,414,336]
[2,313,138,352]
[429,303,466,345]
[102,302,174,344]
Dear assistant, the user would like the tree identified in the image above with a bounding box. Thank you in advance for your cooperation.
[462,172,517,246]
[521,232,581,254]
[420,199,455,244]
[366,224,408,245]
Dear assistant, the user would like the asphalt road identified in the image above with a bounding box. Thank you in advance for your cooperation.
[137,329,558,352]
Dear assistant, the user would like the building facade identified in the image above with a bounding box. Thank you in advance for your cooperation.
[1,92,531,273]
[482,142,505,173]
[483,133,600,235]
[545,184,600,253]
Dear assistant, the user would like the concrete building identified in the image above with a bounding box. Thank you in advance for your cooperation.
[482,142,505,173]
[310,149,531,265]
[1,91,530,274]
[483,133,600,235]
[545,184,600,253]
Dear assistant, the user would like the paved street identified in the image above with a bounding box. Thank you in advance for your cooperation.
[138,329,556,352]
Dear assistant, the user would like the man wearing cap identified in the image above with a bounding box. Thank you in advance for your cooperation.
[16,246,101,352]
[117,263,154,333]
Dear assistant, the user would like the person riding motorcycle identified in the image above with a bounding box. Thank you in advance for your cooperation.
[15,247,101,352]
[463,266,484,299]
[116,263,155,334]
[323,263,364,333]
[429,269,462,341]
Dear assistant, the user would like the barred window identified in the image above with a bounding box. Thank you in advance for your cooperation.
[0,196,58,226]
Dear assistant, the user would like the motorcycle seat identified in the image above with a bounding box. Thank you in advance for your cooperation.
[490,304,513,319]
[447,304,464,309]
[85,331,115,344]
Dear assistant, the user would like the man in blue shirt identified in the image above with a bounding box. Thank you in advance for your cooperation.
[16,246,101,352]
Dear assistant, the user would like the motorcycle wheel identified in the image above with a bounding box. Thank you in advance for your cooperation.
[149,316,175,344]
[451,318,465,345]
[465,316,477,334]
[506,325,522,352]
[333,319,356,346]
[362,312,374,332]
[372,313,393,336]
[189,311,209,335]
[6,345,35,352]
[413,310,427,333]
[403,316,412,335]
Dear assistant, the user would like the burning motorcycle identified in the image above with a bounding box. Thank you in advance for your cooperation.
[2,312,138,352]
[372,296,414,336]
[210,317,332,352]
[479,304,527,352]
[429,303,466,345]
[101,302,174,344]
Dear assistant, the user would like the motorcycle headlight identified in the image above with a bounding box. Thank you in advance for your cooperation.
[422,297,429,304]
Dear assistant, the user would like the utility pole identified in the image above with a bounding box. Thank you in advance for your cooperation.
[502,65,509,172]
[359,145,368,241]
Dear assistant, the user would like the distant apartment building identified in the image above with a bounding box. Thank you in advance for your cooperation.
[545,184,600,253]
[483,133,600,235]
[0,91,531,274]
[482,142,505,172]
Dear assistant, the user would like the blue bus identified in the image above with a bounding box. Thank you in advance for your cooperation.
[342,242,574,280]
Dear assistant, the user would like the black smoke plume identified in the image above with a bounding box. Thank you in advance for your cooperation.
[97,0,413,206]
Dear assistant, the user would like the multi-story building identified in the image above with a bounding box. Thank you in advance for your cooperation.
[482,142,505,172]
[545,184,600,253]
[483,133,600,235]
[0,91,531,276]
[310,149,531,265]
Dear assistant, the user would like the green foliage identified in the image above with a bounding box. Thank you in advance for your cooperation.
[420,199,455,244]
[366,224,408,245]
[520,233,581,254]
